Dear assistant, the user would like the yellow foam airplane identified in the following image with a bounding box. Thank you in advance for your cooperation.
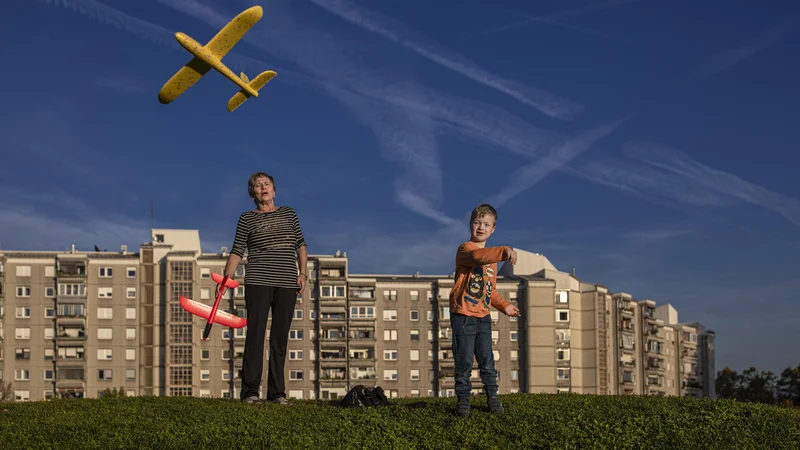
[157,5,276,112]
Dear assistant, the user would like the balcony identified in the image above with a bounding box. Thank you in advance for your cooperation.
[349,287,375,302]
[619,319,635,333]
[57,263,87,279]
[319,311,347,324]
[57,327,86,341]
[349,367,376,380]
[57,283,87,300]
[348,328,376,341]
[320,348,346,363]
[647,357,665,371]
[320,368,347,384]
[349,348,375,363]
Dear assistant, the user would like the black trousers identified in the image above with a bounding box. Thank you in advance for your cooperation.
[240,284,296,401]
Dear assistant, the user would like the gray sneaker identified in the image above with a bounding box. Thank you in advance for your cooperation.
[242,396,260,404]
[487,395,504,414]
[455,398,470,417]
[271,397,289,405]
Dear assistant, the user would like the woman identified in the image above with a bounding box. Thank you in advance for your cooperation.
[223,171,308,405]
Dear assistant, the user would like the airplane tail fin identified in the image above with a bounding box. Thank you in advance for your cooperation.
[227,70,277,112]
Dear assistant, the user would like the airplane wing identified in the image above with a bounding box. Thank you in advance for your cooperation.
[204,6,263,60]
[180,295,247,328]
[211,272,241,289]
[157,57,212,104]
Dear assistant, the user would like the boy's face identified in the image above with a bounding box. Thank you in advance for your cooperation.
[470,214,496,243]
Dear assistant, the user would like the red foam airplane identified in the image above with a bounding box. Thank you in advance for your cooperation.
[180,272,247,340]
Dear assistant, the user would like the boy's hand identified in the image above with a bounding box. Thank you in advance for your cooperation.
[503,247,517,265]
[504,304,521,317]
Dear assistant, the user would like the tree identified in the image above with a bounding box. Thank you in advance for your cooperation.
[776,364,800,406]
[0,381,14,403]
[716,366,740,400]
[738,367,777,404]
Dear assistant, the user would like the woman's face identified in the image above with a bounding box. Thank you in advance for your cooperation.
[252,176,275,203]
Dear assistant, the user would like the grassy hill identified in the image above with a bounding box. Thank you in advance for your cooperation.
[1,393,799,449]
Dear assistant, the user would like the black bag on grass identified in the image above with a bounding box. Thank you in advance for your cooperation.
[339,385,389,408]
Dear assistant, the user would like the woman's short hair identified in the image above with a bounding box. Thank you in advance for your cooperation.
[248,171,275,199]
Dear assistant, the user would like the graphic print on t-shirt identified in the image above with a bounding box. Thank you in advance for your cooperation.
[464,264,493,310]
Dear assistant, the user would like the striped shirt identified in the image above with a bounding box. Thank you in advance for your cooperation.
[230,207,306,288]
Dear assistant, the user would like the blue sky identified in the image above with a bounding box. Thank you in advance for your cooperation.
[1,0,799,376]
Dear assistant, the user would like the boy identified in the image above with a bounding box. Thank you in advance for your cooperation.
[449,203,520,417]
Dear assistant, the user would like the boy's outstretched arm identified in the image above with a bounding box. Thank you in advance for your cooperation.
[456,244,511,267]
[492,291,521,317]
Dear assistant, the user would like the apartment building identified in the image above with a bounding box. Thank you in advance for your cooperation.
[0,229,715,402]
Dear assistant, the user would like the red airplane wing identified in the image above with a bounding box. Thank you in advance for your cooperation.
[180,295,247,328]
[211,272,240,289]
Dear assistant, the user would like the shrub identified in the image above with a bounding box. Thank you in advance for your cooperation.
[1,393,798,449]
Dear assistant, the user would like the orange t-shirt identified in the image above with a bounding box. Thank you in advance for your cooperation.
[448,241,511,318]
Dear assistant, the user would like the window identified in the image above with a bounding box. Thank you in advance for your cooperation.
[289,350,303,360]
[383,350,398,361]
[126,287,136,299]
[510,331,518,341]
[409,349,419,361]
[15,328,30,339]
[509,291,517,300]
[97,349,113,360]
[127,267,137,278]
[201,349,210,360]
[126,308,136,320]
[410,290,419,301]
[97,307,113,319]
[15,307,31,319]
[98,287,113,298]
[441,307,450,321]
[383,290,397,301]
[59,283,86,297]
[200,268,210,278]
[44,369,54,381]
[126,349,136,360]
[98,369,113,381]
[410,369,420,381]
[126,328,136,340]
[98,328,113,340]
[15,369,30,381]
[45,266,55,277]
[294,309,303,320]
[98,267,113,278]
[45,287,54,297]
[126,369,136,381]
[200,288,210,300]
[557,368,570,380]
[410,330,419,341]
[427,311,433,322]
[490,311,499,321]
[16,286,31,297]
[44,328,54,340]
[510,350,518,361]
[383,310,397,321]
[556,290,569,303]
[44,308,54,318]
[290,370,303,380]
[556,309,569,322]
[350,306,374,319]
[16,265,31,277]
[383,329,397,341]
[383,370,398,381]
[409,310,419,321]
[201,370,210,381]
[289,330,303,340]
[511,370,519,381]
[557,348,570,361]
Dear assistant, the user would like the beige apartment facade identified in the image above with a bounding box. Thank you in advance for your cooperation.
[0,230,715,402]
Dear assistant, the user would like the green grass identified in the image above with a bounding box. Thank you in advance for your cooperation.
[1,393,799,449]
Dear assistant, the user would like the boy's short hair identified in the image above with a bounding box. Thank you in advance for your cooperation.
[470,203,498,223]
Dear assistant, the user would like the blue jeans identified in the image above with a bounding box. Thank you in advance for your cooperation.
[450,312,498,400]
